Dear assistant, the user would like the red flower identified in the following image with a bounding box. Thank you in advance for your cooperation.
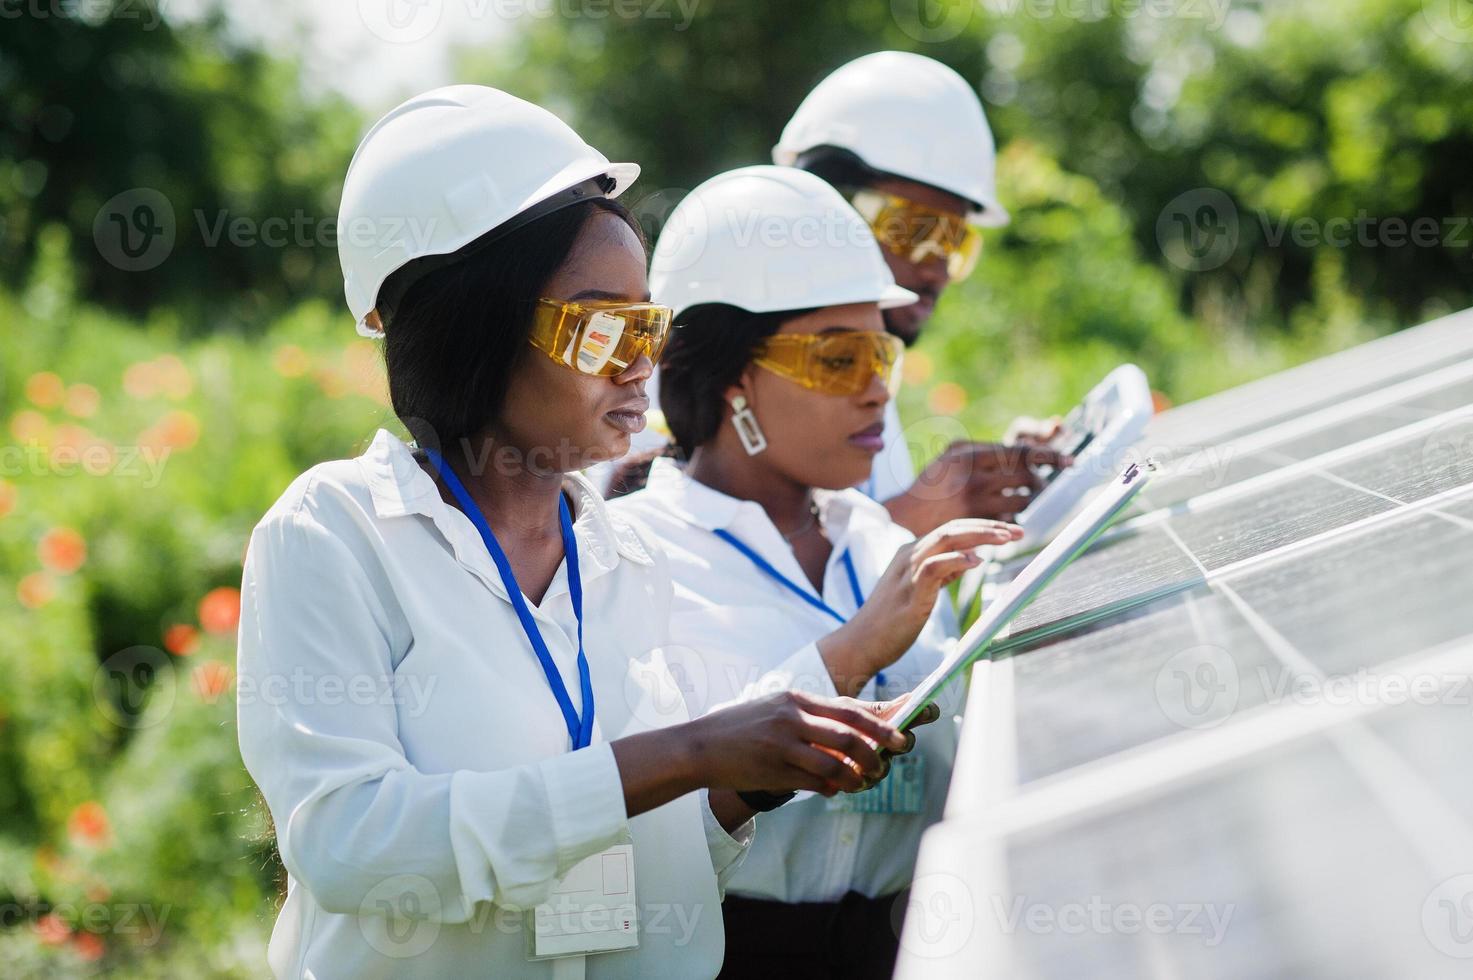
[198,587,241,635]
[163,623,200,656]
[67,801,112,848]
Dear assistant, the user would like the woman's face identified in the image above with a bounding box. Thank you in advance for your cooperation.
[732,302,892,491]
[495,210,654,473]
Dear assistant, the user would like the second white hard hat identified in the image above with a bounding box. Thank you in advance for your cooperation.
[650,165,918,320]
[772,51,1009,227]
[337,85,639,338]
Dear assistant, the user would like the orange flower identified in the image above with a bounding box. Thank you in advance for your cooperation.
[272,344,311,378]
[72,931,105,961]
[0,479,15,519]
[902,350,934,386]
[18,573,56,609]
[123,362,159,399]
[155,354,194,400]
[64,383,101,418]
[192,662,234,703]
[198,586,241,634]
[38,527,87,574]
[25,371,65,409]
[163,623,200,656]
[35,913,70,946]
[67,801,111,847]
[927,381,968,415]
[155,410,200,451]
[10,409,50,444]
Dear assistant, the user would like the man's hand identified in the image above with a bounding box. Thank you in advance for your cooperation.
[884,440,1073,535]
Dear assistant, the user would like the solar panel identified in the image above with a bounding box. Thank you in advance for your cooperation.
[896,310,1473,978]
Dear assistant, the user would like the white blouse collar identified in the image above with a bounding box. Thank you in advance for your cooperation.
[358,428,653,574]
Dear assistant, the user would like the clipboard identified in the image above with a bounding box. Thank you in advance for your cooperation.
[893,459,1158,730]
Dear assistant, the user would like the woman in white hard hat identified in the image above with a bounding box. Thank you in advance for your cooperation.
[610,166,1024,979]
[236,87,924,980]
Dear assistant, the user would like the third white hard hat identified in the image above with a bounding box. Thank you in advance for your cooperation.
[772,51,1009,227]
[338,85,638,338]
[650,165,918,320]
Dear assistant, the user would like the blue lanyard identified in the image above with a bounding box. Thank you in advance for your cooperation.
[423,447,595,750]
[711,527,885,687]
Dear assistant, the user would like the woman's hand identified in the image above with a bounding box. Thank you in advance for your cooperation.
[885,441,1073,534]
[817,518,1022,695]
[687,690,907,796]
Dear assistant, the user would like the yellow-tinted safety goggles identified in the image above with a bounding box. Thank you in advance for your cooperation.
[753,330,905,397]
[850,190,983,281]
[528,298,674,377]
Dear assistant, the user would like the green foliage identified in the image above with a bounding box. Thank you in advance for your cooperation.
[0,2,361,334]
[0,246,395,974]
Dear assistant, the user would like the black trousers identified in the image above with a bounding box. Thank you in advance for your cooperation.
[717,890,907,980]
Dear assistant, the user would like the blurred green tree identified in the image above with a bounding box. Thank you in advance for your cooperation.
[0,0,361,333]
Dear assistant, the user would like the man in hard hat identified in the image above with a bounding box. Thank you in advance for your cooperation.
[774,51,1069,537]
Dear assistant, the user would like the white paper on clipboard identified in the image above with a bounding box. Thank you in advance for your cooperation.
[894,459,1158,730]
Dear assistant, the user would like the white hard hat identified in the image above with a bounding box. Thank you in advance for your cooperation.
[337,85,639,338]
[650,165,917,320]
[772,51,1009,227]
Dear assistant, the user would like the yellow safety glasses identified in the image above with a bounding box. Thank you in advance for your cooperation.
[753,330,905,397]
[850,190,984,281]
[528,298,674,377]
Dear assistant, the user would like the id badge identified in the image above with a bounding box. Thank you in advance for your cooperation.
[827,753,926,814]
[526,842,639,960]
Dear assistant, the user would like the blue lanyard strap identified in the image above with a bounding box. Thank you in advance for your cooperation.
[423,447,595,750]
[712,526,884,686]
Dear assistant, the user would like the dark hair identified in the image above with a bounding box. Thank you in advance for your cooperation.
[379,196,643,450]
[605,302,810,498]
[792,145,882,196]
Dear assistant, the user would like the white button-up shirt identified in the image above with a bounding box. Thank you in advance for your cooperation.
[237,429,750,979]
[611,458,962,903]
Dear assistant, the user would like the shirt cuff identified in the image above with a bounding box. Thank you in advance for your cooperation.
[543,742,630,869]
[700,790,754,895]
